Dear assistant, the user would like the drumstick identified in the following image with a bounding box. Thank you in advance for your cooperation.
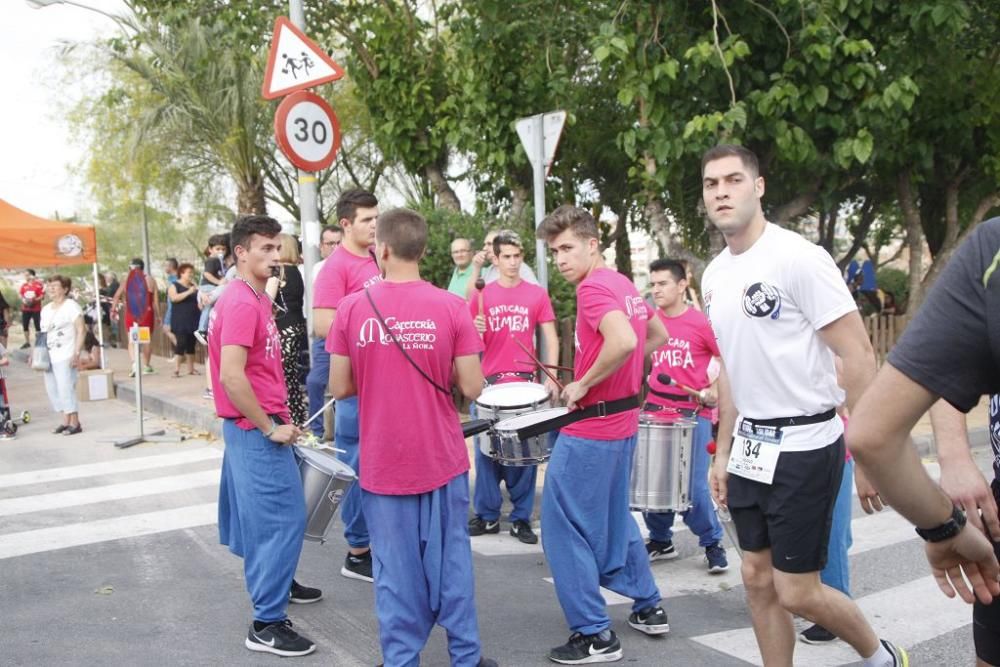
[302,396,336,429]
[515,359,574,373]
[512,337,564,390]
[656,372,702,400]
[475,278,486,317]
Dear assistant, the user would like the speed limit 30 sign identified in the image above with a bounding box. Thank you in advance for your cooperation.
[274,90,342,171]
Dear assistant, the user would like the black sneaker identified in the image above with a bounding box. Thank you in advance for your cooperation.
[548,630,622,664]
[289,579,323,604]
[705,542,729,573]
[468,517,500,536]
[627,606,670,636]
[245,619,316,657]
[645,540,677,562]
[341,550,374,582]
[881,639,909,666]
[510,519,538,544]
[799,623,836,644]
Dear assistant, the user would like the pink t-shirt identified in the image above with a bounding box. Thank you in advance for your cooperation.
[470,280,555,380]
[313,244,381,313]
[208,279,289,430]
[562,268,650,440]
[646,307,720,418]
[331,280,484,495]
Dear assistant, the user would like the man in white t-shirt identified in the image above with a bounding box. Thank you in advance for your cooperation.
[701,145,906,667]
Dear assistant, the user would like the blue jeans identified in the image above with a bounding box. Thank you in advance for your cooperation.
[336,396,369,549]
[363,474,482,667]
[470,403,537,523]
[197,284,215,332]
[542,433,662,635]
[218,420,306,622]
[305,339,330,438]
[643,416,724,547]
[821,457,854,595]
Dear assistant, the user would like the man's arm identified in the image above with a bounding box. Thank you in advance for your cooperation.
[930,399,1000,536]
[313,307,335,339]
[816,310,876,412]
[329,353,355,399]
[561,311,636,410]
[454,354,484,401]
[643,315,668,357]
[539,320,560,394]
[220,345,300,443]
[148,276,160,318]
[709,359,737,507]
[110,283,125,319]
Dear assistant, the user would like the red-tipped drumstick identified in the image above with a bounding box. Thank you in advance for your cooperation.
[656,372,702,400]
[512,337,564,391]
[475,278,486,318]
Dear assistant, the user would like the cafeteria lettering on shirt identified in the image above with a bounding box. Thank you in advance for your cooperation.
[208,279,289,430]
[470,280,555,381]
[313,244,381,313]
[562,268,649,441]
[331,281,483,495]
[646,307,720,418]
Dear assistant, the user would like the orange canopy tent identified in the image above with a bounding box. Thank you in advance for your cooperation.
[0,198,97,269]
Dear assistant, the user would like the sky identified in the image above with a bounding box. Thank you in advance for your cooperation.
[1,0,131,219]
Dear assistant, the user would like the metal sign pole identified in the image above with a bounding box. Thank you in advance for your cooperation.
[532,114,549,291]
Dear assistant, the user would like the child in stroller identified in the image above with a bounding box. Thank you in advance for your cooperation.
[0,343,29,440]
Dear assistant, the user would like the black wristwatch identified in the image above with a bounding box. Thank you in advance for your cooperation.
[915,505,966,543]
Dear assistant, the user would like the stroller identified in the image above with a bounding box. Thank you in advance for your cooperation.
[0,349,29,440]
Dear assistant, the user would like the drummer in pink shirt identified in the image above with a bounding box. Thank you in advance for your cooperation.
[329,208,497,667]
[208,215,319,658]
[536,205,670,665]
[467,229,559,545]
[642,258,729,573]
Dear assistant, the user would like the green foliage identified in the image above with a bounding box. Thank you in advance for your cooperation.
[876,267,909,307]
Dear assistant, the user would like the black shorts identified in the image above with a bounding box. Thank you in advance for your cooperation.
[21,310,40,332]
[727,436,844,573]
[973,480,1000,665]
[174,332,196,356]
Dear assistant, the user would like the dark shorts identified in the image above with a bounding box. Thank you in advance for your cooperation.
[21,310,40,332]
[727,436,844,574]
[973,480,1000,665]
[174,332,196,356]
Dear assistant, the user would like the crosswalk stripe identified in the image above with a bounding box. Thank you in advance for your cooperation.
[0,503,218,560]
[690,575,970,666]
[0,448,222,489]
[0,470,219,517]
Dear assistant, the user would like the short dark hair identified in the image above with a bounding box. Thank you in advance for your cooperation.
[701,144,760,178]
[492,229,524,256]
[336,189,378,224]
[47,274,71,291]
[322,224,343,237]
[165,257,179,271]
[231,214,281,253]
[176,262,195,276]
[536,205,599,242]
[376,208,427,261]
[130,258,145,270]
[207,233,230,250]
[25,269,36,277]
[649,259,687,283]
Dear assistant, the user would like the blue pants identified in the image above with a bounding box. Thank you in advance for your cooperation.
[305,339,330,438]
[821,457,854,595]
[218,420,306,623]
[336,396,369,549]
[197,284,215,331]
[363,474,482,667]
[470,403,537,523]
[542,433,662,635]
[643,416,724,547]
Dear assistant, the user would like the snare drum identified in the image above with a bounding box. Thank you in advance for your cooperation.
[629,413,695,513]
[474,382,551,462]
[492,407,568,466]
[295,446,357,543]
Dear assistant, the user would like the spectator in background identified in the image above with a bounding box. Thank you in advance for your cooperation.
[195,234,229,344]
[447,238,475,297]
[19,269,44,349]
[167,263,201,377]
[110,258,160,376]
[40,275,85,435]
[162,257,179,349]
[310,224,344,285]
[466,229,538,300]
[881,290,897,315]
[77,329,104,371]
[267,233,308,425]
[100,271,119,347]
[0,290,10,348]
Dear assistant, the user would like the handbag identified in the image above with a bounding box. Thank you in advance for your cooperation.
[30,332,51,371]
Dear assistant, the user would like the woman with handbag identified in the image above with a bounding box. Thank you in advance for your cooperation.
[39,275,85,435]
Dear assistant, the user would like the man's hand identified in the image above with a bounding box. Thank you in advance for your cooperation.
[543,376,562,399]
[561,381,589,410]
[698,388,717,408]
[940,454,1000,537]
[472,250,487,268]
[855,464,886,514]
[473,314,486,335]
[710,456,730,508]
[926,525,1000,604]
[267,423,301,445]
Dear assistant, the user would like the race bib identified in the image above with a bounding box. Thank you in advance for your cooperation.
[727,419,783,484]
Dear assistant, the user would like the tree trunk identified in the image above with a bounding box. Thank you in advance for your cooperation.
[921,191,1000,292]
[836,196,877,270]
[643,196,707,278]
[773,180,821,226]
[509,182,531,224]
[236,174,267,215]
[898,171,925,312]
[424,162,461,212]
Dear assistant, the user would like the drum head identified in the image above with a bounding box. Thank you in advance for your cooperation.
[477,382,550,410]
[295,446,358,480]
[495,406,569,430]
[640,412,696,428]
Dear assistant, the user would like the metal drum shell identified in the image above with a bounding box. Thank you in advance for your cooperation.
[629,417,695,513]
[295,446,357,544]
[474,382,551,462]
[491,406,568,467]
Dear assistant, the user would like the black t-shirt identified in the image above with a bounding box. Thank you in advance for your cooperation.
[201,257,224,286]
[274,265,306,330]
[887,217,1000,479]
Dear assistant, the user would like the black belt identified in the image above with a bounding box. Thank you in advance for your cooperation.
[484,371,535,385]
[514,395,640,440]
[646,386,691,402]
[740,408,837,428]
[642,403,698,419]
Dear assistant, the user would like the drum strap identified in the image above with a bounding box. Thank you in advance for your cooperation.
[646,386,692,402]
[515,395,641,440]
[364,288,451,396]
[484,371,535,385]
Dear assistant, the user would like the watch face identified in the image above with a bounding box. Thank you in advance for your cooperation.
[56,234,84,257]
